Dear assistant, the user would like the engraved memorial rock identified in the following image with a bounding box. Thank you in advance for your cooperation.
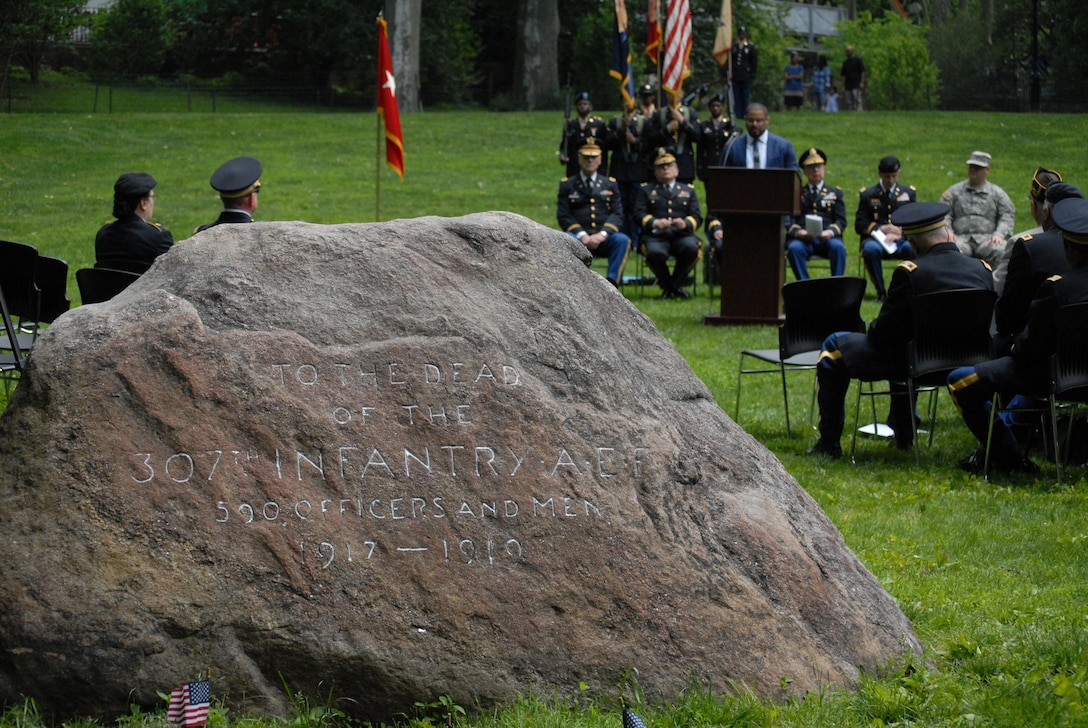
[0,213,921,720]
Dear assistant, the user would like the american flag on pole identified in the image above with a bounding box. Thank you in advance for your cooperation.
[376,15,405,179]
[622,706,649,728]
[610,0,636,112]
[712,0,733,67]
[661,0,692,105]
[645,0,661,64]
[166,680,210,727]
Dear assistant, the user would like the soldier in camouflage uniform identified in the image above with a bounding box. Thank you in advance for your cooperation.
[941,151,1016,269]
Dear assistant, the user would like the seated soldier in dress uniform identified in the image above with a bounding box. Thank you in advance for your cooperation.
[196,156,263,232]
[949,197,1088,475]
[993,181,1084,355]
[808,202,995,458]
[94,172,173,274]
[856,155,917,301]
[992,166,1062,295]
[556,140,631,286]
[787,147,847,280]
[634,148,703,299]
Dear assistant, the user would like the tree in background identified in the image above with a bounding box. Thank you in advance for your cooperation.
[828,14,938,110]
[7,0,1084,113]
[1042,0,1088,107]
[514,0,560,110]
[0,0,84,85]
[418,2,482,108]
[89,0,173,79]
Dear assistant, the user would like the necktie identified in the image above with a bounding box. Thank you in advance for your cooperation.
[752,137,761,169]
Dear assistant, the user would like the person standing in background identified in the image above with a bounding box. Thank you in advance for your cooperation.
[811,57,831,111]
[784,53,805,112]
[841,45,866,111]
[731,26,758,119]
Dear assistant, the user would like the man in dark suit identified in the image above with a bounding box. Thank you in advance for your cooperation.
[719,103,796,169]
[556,140,631,286]
[787,147,847,280]
[634,148,703,299]
[949,197,1088,474]
[992,182,1084,356]
[856,155,917,300]
[808,202,995,458]
[196,156,262,232]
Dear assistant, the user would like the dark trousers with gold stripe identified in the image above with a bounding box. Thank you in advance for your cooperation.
[643,233,699,293]
[947,359,1037,458]
[816,332,915,448]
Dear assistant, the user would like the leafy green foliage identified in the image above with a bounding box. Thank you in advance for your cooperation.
[827,14,939,111]
[88,0,174,80]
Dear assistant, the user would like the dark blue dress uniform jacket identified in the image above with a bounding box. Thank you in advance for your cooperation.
[837,242,995,372]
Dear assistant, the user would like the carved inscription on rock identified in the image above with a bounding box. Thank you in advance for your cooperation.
[129,355,650,575]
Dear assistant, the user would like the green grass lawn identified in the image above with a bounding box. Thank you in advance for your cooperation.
[3,101,1088,726]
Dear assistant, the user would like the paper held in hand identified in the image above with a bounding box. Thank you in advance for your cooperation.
[871,228,897,254]
[805,215,823,238]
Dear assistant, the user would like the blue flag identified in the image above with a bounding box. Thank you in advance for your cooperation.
[610,0,636,111]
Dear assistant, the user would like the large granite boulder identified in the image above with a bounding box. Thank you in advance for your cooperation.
[0,213,920,721]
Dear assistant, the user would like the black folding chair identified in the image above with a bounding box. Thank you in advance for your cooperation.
[852,288,997,464]
[985,302,1088,483]
[0,239,41,354]
[0,285,27,393]
[36,256,71,325]
[77,267,141,305]
[735,276,867,437]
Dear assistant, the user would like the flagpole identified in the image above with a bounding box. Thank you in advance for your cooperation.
[376,109,382,221]
[375,13,404,219]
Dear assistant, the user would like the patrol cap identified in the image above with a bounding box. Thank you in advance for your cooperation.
[577,139,602,157]
[1045,181,1084,205]
[878,155,900,173]
[575,91,591,102]
[966,150,992,168]
[653,147,676,166]
[1031,166,1062,203]
[799,147,827,167]
[114,172,156,199]
[1051,198,1088,246]
[891,201,950,237]
[638,83,655,96]
[210,156,262,199]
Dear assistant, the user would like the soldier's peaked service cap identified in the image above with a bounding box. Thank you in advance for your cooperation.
[210,156,262,199]
[1052,198,1088,246]
[891,201,950,237]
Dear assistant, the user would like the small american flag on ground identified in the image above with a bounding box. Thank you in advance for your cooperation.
[167,680,211,727]
[622,707,648,728]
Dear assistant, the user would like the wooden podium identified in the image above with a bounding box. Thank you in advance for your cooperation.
[703,167,800,325]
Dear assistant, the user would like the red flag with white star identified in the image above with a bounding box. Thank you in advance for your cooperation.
[377,16,405,179]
